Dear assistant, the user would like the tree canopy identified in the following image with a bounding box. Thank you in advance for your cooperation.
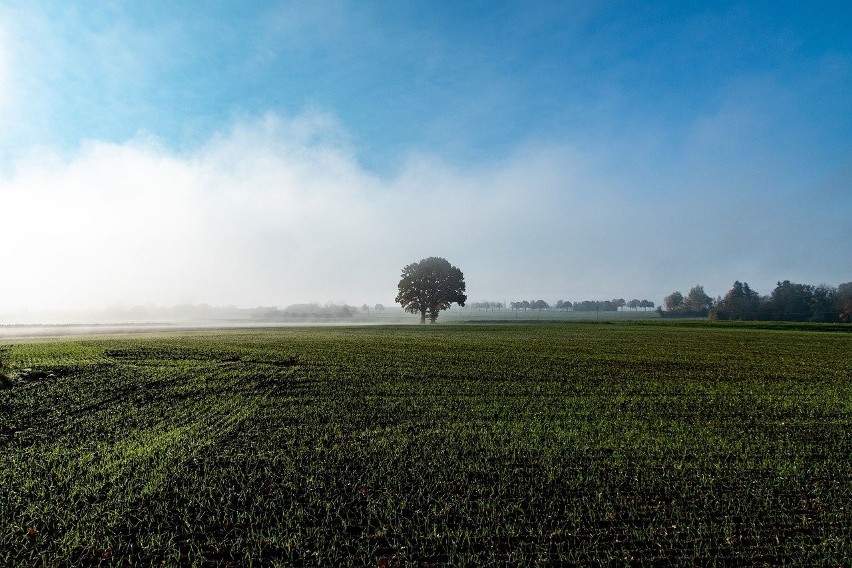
[664,291,684,312]
[684,285,714,315]
[710,280,852,322]
[395,257,467,323]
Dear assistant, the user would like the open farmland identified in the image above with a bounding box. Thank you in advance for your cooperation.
[1,323,851,565]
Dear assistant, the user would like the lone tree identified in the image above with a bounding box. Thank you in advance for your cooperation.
[395,257,467,323]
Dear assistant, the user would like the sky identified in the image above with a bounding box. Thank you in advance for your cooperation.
[0,1,850,315]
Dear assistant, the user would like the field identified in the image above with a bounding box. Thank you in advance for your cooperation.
[1,322,850,565]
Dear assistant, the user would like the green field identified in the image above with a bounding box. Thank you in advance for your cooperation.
[1,323,851,565]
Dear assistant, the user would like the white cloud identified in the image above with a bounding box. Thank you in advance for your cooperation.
[0,111,618,312]
[1,113,361,309]
[1,109,849,317]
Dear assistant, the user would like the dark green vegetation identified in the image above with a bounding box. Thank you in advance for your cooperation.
[396,257,467,324]
[663,280,852,322]
[1,323,851,565]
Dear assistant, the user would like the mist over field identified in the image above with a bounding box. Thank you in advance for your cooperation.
[0,3,849,321]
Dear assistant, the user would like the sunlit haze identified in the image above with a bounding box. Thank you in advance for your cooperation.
[1,2,850,319]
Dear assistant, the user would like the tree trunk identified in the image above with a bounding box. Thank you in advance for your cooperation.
[420,309,426,324]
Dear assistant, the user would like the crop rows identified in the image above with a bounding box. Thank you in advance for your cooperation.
[1,323,850,565]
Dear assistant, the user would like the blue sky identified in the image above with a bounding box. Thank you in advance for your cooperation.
[1,1,850,314]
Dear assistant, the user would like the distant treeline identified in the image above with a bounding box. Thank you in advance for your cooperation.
[466,299,656,312]
[38,281,848,326]
[256,303,393,319]
[565,299,655,312]
[663,281,852,323]
[251,303,360,320]
[85,302,367,322]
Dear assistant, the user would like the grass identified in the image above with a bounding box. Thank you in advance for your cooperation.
[1,323,850,565]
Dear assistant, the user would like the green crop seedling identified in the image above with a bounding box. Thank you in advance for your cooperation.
[0,323,850,564]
